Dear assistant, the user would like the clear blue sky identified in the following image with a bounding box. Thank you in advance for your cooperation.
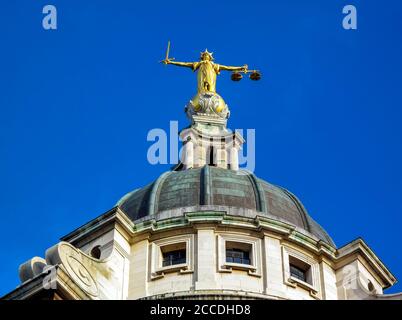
[1,0,401,296]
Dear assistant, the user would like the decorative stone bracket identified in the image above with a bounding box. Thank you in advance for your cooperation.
[18,241,127,300]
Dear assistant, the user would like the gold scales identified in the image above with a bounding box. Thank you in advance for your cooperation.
[231,69,261,81]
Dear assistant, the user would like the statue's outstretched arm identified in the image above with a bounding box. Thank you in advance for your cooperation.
[218,64,248,72]
[164,59,195,69]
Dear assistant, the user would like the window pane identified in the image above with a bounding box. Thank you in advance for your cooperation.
[162,249,186,267]
[226,248,251,265]
[290,264,307,282]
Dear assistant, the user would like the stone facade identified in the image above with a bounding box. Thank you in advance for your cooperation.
[3,207,400,300]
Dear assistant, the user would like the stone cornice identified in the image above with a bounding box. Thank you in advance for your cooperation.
[1,266,87,300]
[61,207,134,244]
[132,210,338,259]
[335,238,397,288]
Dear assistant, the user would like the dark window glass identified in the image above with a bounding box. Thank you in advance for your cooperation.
[162,249,186,267]
[290,264,307,282]
[226,248,250,265]
[207,147,216,166]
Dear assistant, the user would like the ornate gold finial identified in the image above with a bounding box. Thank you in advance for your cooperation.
[161,41,261,94]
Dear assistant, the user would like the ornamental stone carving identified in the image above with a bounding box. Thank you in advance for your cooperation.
[185,92,230,121]
[46,242,99,297]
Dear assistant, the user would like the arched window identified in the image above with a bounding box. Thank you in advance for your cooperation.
[207,146,216,166]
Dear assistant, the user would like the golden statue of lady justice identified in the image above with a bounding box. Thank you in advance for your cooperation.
[161,42,260,94]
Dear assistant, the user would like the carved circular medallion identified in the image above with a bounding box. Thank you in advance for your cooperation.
[59,243,99,297]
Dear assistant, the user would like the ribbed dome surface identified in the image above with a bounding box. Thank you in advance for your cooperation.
[117,166,335,246]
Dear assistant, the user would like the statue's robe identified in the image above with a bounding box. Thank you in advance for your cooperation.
[192,61,221,93]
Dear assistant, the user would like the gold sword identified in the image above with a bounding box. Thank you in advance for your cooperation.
[160,41,175,64]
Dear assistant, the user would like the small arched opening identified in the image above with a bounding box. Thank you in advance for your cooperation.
[207,146,216,167]
[90,245,102,259]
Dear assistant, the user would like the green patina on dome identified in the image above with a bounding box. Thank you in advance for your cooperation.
[116,166,335,247]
